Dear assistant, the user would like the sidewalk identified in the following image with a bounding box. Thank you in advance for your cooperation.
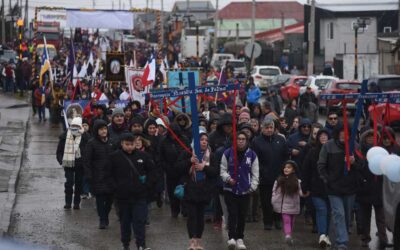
[0,93,30,236]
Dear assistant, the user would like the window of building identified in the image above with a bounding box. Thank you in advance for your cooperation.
[384,27,392,33]
[327,22,334,40]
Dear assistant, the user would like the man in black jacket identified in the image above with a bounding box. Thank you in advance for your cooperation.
[209,113,233,152]
[318,124,361,250]
[110,133,156,250]
[251,117,289,230]
[84,119,114,229]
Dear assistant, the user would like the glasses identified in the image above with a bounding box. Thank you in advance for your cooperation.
[328,117,338,120]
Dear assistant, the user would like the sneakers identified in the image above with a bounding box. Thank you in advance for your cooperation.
[236,239,247,250]
[319,234,331,247]
[138,247,151,250]
[285,235,294,246]
[227,239,236,250]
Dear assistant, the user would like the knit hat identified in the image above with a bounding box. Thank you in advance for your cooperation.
[70,117,83,128]
[112,107,124,118]
[82,118,89,126]
[156,118,167,128]
[239,112,250,121]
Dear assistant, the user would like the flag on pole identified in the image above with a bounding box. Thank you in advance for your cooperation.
[67,39,75,79]
[73,64,78,87]
[160,58,167,83]
[92,58,100,77]
[141,55,156,87]
[133,50,137,68]
[39,36,53,87]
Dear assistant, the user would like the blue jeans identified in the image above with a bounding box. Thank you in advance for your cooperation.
[312,196,330,235]
[118,199,148,248]
[328,194,355,249]
[5,77,14,92]
[38,106,46,121]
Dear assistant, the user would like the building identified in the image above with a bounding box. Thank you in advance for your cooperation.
[304,0,399,80]
[216,1,303,38]
[171,1,216,22]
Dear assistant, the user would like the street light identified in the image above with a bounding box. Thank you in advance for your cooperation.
[195,20,200,58]
[352,17,370,80]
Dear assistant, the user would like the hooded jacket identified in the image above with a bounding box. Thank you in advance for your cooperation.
[317,125,361,196]
[209,113,233,151]
[174,112,193,141]
[84,120,115,195]
[302,129,330,197]
[287,118,312,168]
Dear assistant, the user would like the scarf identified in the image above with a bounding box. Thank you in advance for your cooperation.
[62,130,82,168]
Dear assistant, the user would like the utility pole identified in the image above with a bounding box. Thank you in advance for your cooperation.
[398,0,400,36]
[112,1,114,10]
[130,0,132,9]
[24,0,28,30]
[119,0,121,10]
[160,0,164,50]
[213,0,218,54]
[1,0,5,44]
[250,0,256,68]
[92,0,95,9]
[235,23,239,56]
[307,0,315,76]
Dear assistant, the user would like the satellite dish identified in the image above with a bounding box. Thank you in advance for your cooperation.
[245,42,262,59]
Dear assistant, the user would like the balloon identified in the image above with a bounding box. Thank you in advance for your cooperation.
[382,155,400,182]
[368,154,385,175]
[366,147,389,161]
[380,155,399,175]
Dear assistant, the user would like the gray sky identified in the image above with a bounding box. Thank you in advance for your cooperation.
[3,0,396,23]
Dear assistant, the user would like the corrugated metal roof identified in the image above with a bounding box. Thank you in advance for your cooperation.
[218,1,303,21]
[316,0,398,12]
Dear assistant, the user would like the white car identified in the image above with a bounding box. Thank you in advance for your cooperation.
[251,66,282,92]
[222,59,247,75]
[210,53,235,71]
[299,75,339,97]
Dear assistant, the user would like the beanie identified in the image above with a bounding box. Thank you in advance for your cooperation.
[112,107,124,118]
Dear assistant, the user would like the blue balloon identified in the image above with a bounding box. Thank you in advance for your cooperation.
[368,155,384,175]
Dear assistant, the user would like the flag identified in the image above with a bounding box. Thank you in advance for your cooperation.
[129,59,134,67]
[78,61,88,79]
[133,50,137,68]
[92,58,100,77]
[39,36,53,87]
[174,61,179,69]
[87,52,94,76]
[160,58,167,83]
[141,55,156,87]
[73,64,78,87]
[67,39,75,79]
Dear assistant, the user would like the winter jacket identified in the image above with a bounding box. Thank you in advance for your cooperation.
[158,124,190,179]
[84,120,115,195]
[271,179,303,214]
[252,134,289,186]
[56,131,90,168]
[317,139,361,196]
[287,119,312,168]
[173,113,193,141]
[220,147,259,195]
[284,106,299,128]
[209,113,233,151]
[110,149,157,201]
[356,130,384,206]
[302,131,329,197]
[107,122,128,149]
[179,149,219,203]
[246,86,261,104]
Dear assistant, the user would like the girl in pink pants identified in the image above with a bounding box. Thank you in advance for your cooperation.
[271,160,307,245]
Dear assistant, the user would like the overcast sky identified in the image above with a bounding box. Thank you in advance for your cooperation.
[2,0,396,21]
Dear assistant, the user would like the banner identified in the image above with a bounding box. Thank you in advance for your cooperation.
[66,10,134,29]
[167,71,200,113]
[125,68,146,106]
[106,53,125,82]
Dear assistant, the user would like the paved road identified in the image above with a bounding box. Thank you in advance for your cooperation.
[7,111,392,250]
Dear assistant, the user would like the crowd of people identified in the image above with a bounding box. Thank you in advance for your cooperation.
[52,75,397,250]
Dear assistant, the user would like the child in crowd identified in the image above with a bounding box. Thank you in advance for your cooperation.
[271,160,306,245]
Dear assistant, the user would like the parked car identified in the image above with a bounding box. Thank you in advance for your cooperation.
[210,53,235,71]
[367,75,400,126]
[0,47,17,64]
[299,75,339,97]
[383,176,400,248]
[280,76,308,101]
[270,74,292,92]
[36,44,58,60]
[251,65,282,93]
[319,80,361,113]
[222,59,246,75]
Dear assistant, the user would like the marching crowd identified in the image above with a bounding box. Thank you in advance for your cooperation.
[53,79,397,250]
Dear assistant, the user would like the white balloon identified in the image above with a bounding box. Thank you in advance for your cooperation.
[368,154,385,175]
[383,155,400,182]
[366,147,389,161]
[380,155,398,175]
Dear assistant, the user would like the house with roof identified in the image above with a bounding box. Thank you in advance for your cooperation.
[216,1,304,38]
[304,0,399,80]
